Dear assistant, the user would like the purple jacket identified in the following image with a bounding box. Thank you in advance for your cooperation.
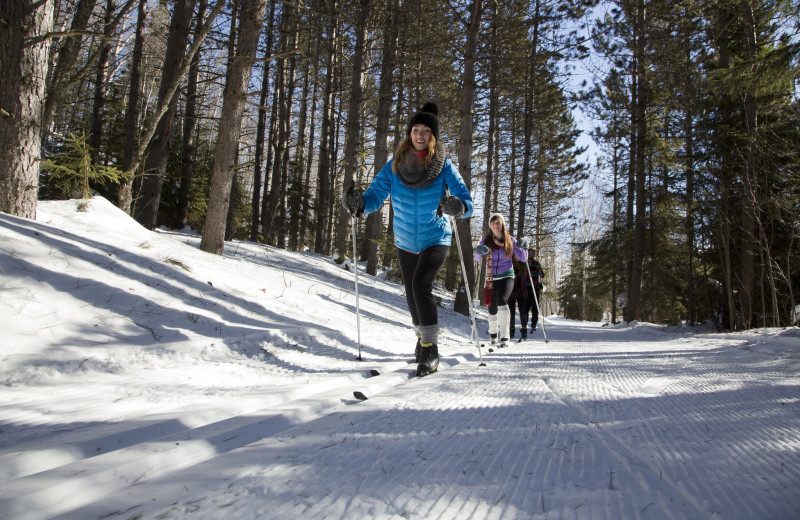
[475,236,528,277]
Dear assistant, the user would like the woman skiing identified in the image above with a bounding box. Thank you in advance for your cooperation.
[343,102,474,376]
[475,213,528,347]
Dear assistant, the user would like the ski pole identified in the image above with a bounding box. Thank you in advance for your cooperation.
[524,259,549,343]
[350,195,363,361]
[446,186,484,366]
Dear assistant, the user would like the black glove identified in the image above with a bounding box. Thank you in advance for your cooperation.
[440,195,465,217]
[517,237,529,250]
[343,182,365,217]
[475,244,490,256]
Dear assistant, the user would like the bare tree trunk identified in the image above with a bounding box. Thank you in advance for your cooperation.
[264,52,286,244]
[88,0,115,160]
[738,1,760,328]
[200,0,269,254]
[684,101,696,324]
[119,0,146,214]
[41,0,98,134]
[484,1,497,236]
[453,0,484,316]
[382,56,405,268]
[277,41,297,249]
[260,70,279,237]
[518,0,540,236]
[133,0,197,229]
[334,0,370,256]
[177,0,207,229]
[249,0,277,241]
[313,0,338,256]
[223,0,241,242]
[367,0,399,275]
[626,1,647,323]
[300,58,319,250]
[0,0,55,219]
[289,59,311,251]
[225,158,239,240]
[611,133,620,325]
[336,0,371,256]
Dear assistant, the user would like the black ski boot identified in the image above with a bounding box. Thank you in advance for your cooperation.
[416,342,439,377]
[414,336,421,363]
[520,328,528,340]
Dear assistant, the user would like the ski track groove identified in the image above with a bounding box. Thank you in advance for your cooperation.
[526,339,799,520]
[2,327,797,519]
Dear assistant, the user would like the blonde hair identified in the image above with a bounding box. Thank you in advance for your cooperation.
[392,134,437,173]
[485,213,513,257]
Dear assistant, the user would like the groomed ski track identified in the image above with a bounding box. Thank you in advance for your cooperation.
[1,320,798,520]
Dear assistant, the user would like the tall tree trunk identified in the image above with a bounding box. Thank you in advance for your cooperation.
[223,0,241,242]
[119,0,146,214]
[133,0,197,229]
[484,1,497,236]
[277,30,298,250]
[313,0,338,255]
[366,0,399,275]
[738,1,759,328]
[249,0,277,242]
[518,0,540,237]
[611,131,621,325]
[336,0,371,257]
[453,0,484,316]
[177,0,207,229]
[200,0,269,254]
[289,59,310,251]
[225,157,239,240]
[300,57,319,250]
[382,56,405,268]
[264,48,286,244]
[626,1,647,323]
[684,92,696,324]
[260,68,279,237]
[41,0,98,134]
[88,0,115,160]
[0,0,55,219]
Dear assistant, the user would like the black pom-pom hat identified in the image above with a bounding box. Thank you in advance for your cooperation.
[407,102,440,140]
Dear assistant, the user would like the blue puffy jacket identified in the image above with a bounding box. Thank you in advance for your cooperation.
[362,158,474,254]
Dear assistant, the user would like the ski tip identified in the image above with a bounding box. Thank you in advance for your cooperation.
[353,391,368,401]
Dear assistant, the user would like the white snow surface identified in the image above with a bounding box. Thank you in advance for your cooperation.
[1,196,798,520]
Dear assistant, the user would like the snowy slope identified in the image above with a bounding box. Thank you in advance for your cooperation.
[0,197,798,519]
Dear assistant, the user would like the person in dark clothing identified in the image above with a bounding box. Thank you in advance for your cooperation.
[524,249,545,331]
[508,257,528,339]
[343,102,474,377]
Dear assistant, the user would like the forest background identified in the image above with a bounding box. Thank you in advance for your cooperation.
[1,0,798,331]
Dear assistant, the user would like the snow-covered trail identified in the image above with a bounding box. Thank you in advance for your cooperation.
[1,198,798,519]
[4,321,795,520]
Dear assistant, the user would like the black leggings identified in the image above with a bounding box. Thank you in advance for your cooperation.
[397,245,449,327]
[488,277,513,315]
